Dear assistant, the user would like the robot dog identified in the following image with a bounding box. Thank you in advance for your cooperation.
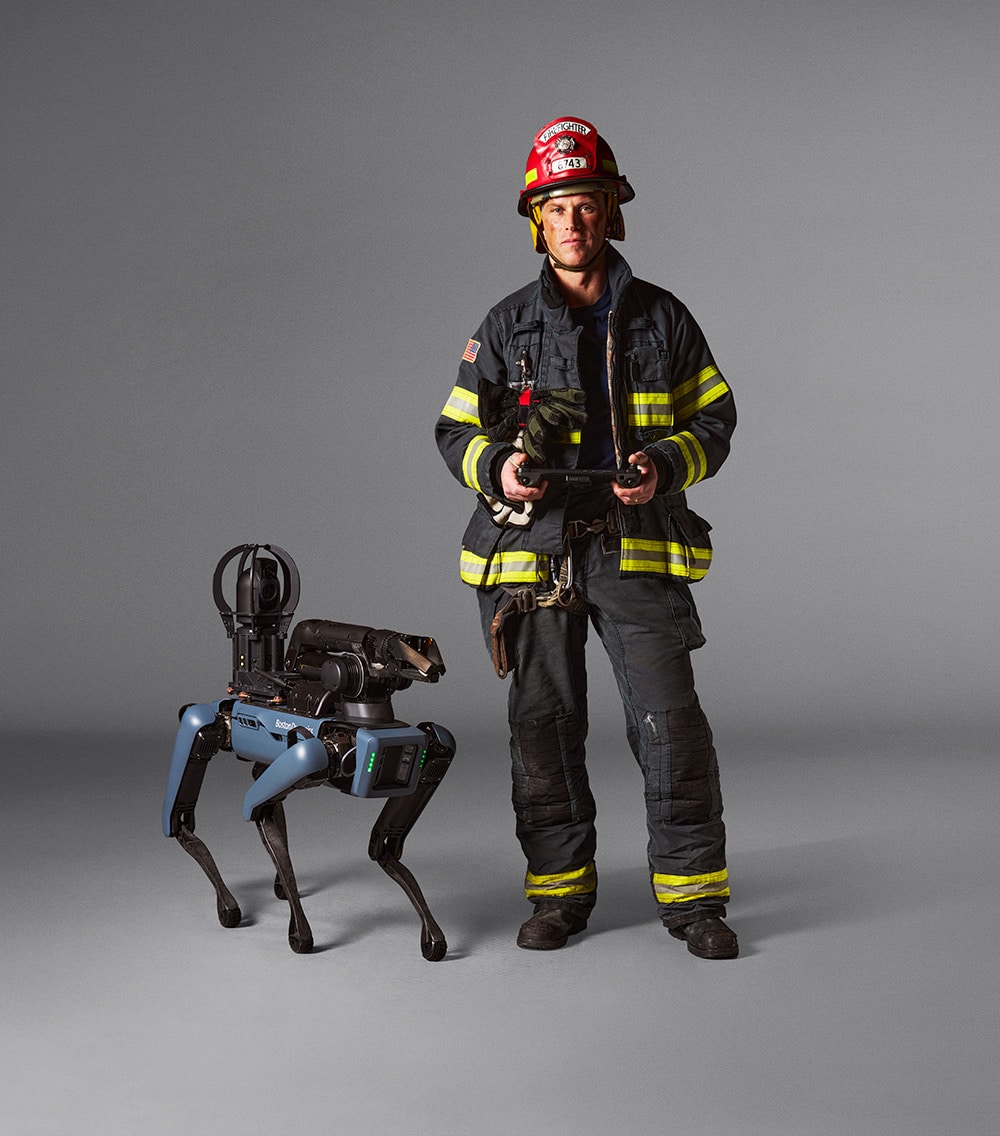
[162,544,456,960]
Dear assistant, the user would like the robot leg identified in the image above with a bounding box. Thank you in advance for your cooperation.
[176,823,241,929]
[163,704,242,929]
[241,738,330,953]
[368,722,456,961]
[270,800,290,900]
[254,798,314,954]
[248,763,296,901]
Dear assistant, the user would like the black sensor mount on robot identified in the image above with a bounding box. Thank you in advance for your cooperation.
[212,543,445,720]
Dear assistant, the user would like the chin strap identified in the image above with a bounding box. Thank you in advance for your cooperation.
[545,240,610,274]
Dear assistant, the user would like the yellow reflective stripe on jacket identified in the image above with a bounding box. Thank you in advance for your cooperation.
[673,365,729,422]
[459,548,547,588]
[628,390,673,428]
[550,429,583,444]
[525,861,597,900]
[651,868,730,905]
[669,430,708,489]
[441,384,480,425]
[620,537,712,581]
[461,433,490,492]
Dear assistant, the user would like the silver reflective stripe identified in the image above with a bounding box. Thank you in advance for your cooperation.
[629,390,673,428]
[525,861,597,900]
[669,430,708,489]
[441,384,480,425]
[461,434,490,492]
[652,869,730,905]
[674,365,729,421]
[459,549,547,588]
[620,538,712,581]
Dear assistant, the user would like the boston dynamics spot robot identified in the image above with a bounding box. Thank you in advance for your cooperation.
[162,544,456,960]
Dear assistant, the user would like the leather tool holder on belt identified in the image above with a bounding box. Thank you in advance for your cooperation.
[489,586,537,679]
[488,550,591,679]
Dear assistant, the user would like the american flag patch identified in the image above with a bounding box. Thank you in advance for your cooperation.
[462,338,481,363]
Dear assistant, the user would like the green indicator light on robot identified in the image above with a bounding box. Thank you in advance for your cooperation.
[368,751,376,772]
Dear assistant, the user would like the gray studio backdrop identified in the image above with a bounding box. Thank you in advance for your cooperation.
[4,4,999,1136]
[4,0,997,742]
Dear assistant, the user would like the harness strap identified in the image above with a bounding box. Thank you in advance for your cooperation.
[488,508,620,677]
[568,500,623,536]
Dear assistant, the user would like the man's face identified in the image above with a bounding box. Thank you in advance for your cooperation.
[539,192,608,269]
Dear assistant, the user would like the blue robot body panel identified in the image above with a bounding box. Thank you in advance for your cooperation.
[230,705,327,765]
[241,735,331,821]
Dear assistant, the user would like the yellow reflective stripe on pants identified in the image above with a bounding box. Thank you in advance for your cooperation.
[620,537,712,581]
[525,861,597,900]
[652,869,730,905]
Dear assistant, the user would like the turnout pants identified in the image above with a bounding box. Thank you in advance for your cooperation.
[477,528,729,928]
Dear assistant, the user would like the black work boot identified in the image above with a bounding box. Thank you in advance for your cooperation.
[668,915,739,959]
[516,901,590,950]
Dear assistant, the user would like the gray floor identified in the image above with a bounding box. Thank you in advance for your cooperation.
[3,721,996,1136]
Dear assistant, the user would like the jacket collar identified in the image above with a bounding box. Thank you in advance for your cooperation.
[538,245,634,326]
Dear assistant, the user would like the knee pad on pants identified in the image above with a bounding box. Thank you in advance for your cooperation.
[510,713,595,827]
[641,704,722,825]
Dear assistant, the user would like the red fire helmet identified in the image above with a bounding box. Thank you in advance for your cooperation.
[517,117,635,216]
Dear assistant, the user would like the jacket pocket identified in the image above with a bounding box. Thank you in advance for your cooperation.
[626,343,669,384]
[460,508,548,589]
[666,499,713,582]
[504,321,543,386]
[626,343,672,438]
[664,578,707,650]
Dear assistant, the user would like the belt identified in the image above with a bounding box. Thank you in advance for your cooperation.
[565,507,621,541]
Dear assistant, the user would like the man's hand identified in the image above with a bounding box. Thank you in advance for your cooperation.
[501,451,548,502]
[613,451,657,505]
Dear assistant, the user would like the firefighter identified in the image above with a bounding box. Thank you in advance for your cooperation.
[435,117,739,959]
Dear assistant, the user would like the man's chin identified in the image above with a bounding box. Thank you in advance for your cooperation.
[557,246,599,268]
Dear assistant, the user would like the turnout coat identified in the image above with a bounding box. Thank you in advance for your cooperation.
[435,247,736,591]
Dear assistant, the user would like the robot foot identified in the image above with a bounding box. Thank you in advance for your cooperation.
[218,900,242,928]
[420,926,447,962]
[288,916,314,954]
